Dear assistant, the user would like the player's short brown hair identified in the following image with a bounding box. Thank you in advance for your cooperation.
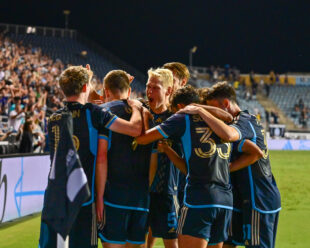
[205,81,237,103]
[104,70,130,94]
[197,87,210,104]
[163,62,190,82]
[59,66,92,97]
[170,85,200,109]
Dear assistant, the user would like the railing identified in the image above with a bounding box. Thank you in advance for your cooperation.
[0,23,77,39]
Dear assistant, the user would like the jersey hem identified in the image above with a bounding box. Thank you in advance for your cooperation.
[184,202,233,210]
[104,201,149,212]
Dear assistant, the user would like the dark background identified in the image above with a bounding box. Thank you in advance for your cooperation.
[1,0,310,74]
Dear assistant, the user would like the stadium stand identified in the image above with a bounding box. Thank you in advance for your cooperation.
[7,34,145,93]
[0,24,147,154]
[269,85,310,128]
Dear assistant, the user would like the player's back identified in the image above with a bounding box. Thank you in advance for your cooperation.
[100,100,150,210]
[231,111,281,212]
[100,100,134,185]
[184,114,232,207]
[158,113,233,208]
[49,102,108,206]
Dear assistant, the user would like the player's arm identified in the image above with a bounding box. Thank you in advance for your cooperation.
[230,140,263,172]
[149,151,158,187]
[178,105,240,142]
[109,100,142,137]
[157,140,187,175]
[137,113,185,145]
[142,107,153,133]
[95,138,108,223]
[136,127,164,145]
[192,103,233,123]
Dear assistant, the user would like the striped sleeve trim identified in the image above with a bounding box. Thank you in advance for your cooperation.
[99,134,109,140]
[156,126,169,138]
[105,115,118,129]
[238,139,246,152]
[230,124,242,140]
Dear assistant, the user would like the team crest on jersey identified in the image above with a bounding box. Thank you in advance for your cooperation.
[155,118,162,123]
[125,106,132,114]
[72,135,80,151]
[168,227,176,233]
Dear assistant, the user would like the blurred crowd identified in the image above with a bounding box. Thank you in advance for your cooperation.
[292,97,309,128]
[0,34,128,153]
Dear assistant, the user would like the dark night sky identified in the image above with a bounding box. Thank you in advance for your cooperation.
[1,0,310,74]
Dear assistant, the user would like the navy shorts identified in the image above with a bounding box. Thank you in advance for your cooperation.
[149,192,179,239]
[177,206,232,245]
[39,204,98,248]
[98,204,149,245]
[226,207,280,248]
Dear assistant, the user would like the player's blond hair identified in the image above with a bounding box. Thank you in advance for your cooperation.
[147,68,173,89]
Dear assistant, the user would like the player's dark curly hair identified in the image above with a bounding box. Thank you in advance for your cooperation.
[171,85,200,109]
[204,81,237,103]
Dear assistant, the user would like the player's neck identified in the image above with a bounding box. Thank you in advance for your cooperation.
[66,94,87,105]
[106,95,128,102]
[230,104,242,117]
[151,103,167,114]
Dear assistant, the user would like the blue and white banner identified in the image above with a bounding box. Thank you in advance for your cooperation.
[268,139,310,150]
[0,155,50,223]
[295,76,310,86]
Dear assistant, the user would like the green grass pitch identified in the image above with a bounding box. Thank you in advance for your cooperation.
[0,151,309,248]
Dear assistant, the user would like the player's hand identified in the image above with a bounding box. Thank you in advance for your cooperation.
[126,73,134,84]
[142,107,153,121]
[91,99,104,105]
[177,104,201,115]
[85,64,94,80]
[96,196,104,223]
[157,140,169,153]
[127,99,142,110]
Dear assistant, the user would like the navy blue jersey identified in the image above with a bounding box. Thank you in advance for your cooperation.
[100,100,151,211]
[230,111,281,213]
[48,102,117,206]
[158,113,233,209]
[150,110,181,195]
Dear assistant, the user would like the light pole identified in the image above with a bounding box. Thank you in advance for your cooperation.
[63,10,71,30]
[189,46,197,69]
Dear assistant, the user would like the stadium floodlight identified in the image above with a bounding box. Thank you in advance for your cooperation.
[26,26,36,34]
[63,10,71,29]
[189,46,198,69]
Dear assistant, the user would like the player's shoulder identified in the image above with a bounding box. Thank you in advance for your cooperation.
[165,112,187,122]
[49,107,69,121]
[102,100,131,117]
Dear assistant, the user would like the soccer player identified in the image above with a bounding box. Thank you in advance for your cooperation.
[162,62,190,206]
[39,65,143,248]
[96,70,152,248]
[183,82,281,248]
[163,62,190,98]
[136,85,234,248]
[144,68,181,248]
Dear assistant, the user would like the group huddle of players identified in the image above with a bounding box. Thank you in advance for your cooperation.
[39,62,281,248]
